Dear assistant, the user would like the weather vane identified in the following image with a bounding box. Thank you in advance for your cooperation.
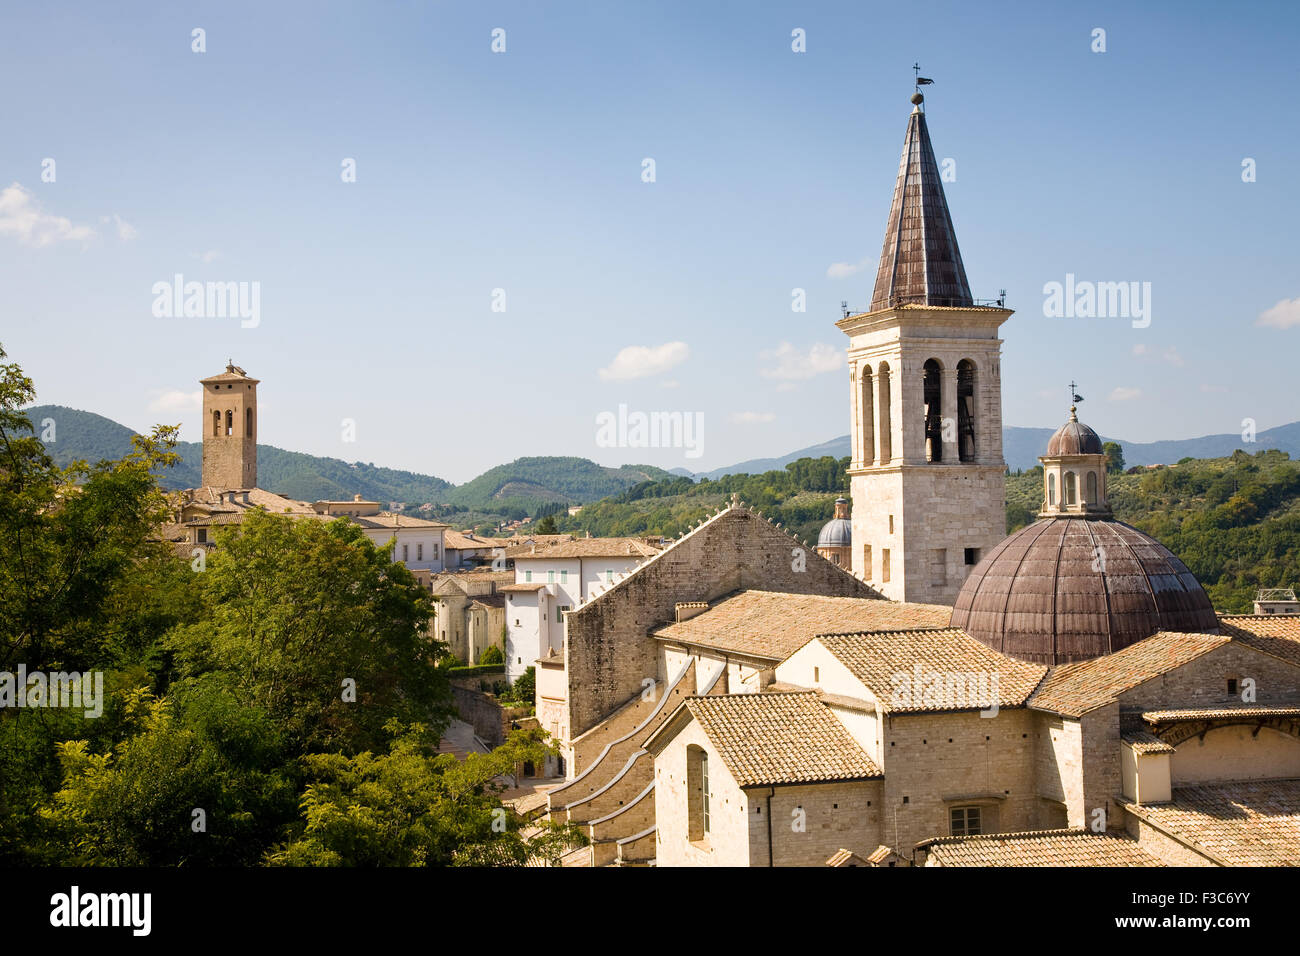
[1071,381,1084,405]
[913,63,934,93]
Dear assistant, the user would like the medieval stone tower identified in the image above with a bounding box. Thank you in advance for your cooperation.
[200,362,258,489]
[838,92,1010,605]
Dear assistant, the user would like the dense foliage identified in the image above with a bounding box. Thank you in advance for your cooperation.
[1006,449,1300,612]
[1,348,581,866]
[553,455,851,544]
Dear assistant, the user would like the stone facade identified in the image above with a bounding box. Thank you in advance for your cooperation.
[561,504,878,756]
[840,309,1011,604]
[200,364,258,489]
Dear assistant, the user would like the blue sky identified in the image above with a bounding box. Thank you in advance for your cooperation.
[2,0,1297,483]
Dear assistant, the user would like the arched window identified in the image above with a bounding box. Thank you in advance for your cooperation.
[212,409,220,437]
[860,368,874,465]
[245,407,253,439]
[877,363,892,464]
[957,359,976,462]
[923,359,943,462]
[1065,471,1077,506]
[1048,473,1056,506]
[225,409,233,436]
[687,745,710,841]
[1087,471,1098,505]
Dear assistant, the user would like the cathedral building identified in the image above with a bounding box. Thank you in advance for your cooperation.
[538,91,1300,868]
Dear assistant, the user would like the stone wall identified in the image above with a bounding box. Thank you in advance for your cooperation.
[756,779,883,867]
[1118,642,1300,712]
[563,504,877,740]
[879,707,1039,852]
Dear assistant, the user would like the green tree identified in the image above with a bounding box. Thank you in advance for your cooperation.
[265,722,583,866]
[478,644,504,665]
[1103,441,1125,474]
[168,509,454,753]
[534,514,558,534]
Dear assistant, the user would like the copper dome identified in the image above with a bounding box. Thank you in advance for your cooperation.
[950,518,1218,664]
[1046,416,1103,456]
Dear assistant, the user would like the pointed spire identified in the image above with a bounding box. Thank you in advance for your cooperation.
[869,93,973,312]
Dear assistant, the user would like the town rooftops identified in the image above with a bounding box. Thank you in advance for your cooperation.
[444,530,511,551]
[811,628,1048,713]
[1117,779,1300,866]
[1027,631,1232,718]
[651,590,951,663]
[509,537,660,561]
[917,828,1165,867]
[646,691,881,789]
[500,582,547,594]
[348,512,450,531]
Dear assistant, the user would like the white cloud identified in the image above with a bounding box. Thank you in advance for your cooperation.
[113,215,138,240]
[148,389,201,414]
[0,182,95,247]
[1132,343,1182,366]
[827,256,871,278]
[729,411,775,425]
[759,342,842,380]
[1109,386,1142,402]
[1257,297,1300,329]
[598,341,689,381]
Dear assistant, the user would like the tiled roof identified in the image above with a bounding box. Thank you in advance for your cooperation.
[444,530,511,551]
[918,829,1165,867]
[350,512,449,530]
[652,590,951,663]
[1142,705,1300,723]
[1219,614,1300,667]
[675,692,881,788]
[1120,729,1176,755]
[866,845,894,864]
[1028,631,1231,718]
[501,583,547,594]
[825,848,871,867]
[180,486,316,514]
[1118,779,1300,866]
[509,537,660,560]
[815,628,1047,713]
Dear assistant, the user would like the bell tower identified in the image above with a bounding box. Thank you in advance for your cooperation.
[838,90,1011,604]
[200,361,258,489]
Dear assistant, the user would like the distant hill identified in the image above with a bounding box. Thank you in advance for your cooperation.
[443,457,672,512]
[694,422,1300,477]
[17,406,669,515]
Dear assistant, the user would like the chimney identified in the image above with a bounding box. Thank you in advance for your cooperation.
[675,601,709,623]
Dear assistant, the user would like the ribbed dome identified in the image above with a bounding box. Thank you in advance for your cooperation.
[1047,416,1103,456]
[817,517,852,548]
[950,517,1219,665]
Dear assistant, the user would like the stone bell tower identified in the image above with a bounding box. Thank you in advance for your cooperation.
[838,90,1011,605]
[200,362,258,489]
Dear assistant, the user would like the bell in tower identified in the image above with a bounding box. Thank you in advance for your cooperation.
[838,86,1012,604]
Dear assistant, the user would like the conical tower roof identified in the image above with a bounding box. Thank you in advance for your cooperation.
[870,99,973,311]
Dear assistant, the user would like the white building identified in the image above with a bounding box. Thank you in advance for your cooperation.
[503,537,660,683]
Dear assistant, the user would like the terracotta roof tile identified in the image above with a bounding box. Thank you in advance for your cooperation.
[918,829,1165,867]
[1220,615,1300,667]
[1142,705,1300,723]
[680,692,881,788]
[1028,631,1230,718]
[509,537,660,560]
[652,590,951,662]
[1118,779,1300,866]
[815,628,1047,713]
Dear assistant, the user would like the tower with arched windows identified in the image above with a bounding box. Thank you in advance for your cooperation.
[200,362,259,489]
[838,92,1011,604]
